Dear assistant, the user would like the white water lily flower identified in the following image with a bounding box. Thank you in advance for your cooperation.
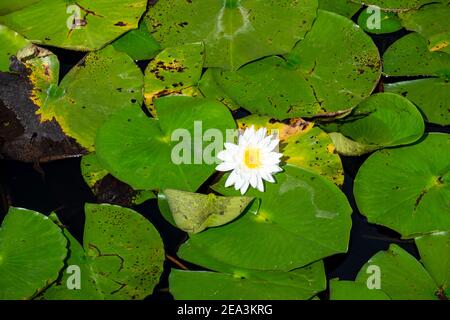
[216,126,283,194]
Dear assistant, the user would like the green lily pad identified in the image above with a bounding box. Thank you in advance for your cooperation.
[178,165,352,271]
[329,280,391,300]
[237,115,344,185]
[346,232,450,300]
[0,25,30,72]
[146,0,318,70]
[213,10,381,119]
[385,78,450,126]
[42,45,143,151]
[318,0,361,18]
[399,3,450,54]
[164,189,253,234]
[0,207,67,300]
[112,19,161,60]
[322,93,425,156]
[0,0,39,15]
[354,133,450,238]
[0,0,147,51]
[357,8,402,34]
[169,261,326,300]
[96,96,236,192]
[144,43,204,116]
[383,32,450,77]
[43,203,165,300]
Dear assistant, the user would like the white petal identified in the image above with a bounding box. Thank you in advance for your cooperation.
[216,162,235,172]
[261,172,275,183]
[249,173,258,188]
[256,176,264,192]
[240,180,250,195]
[225,170,238,187]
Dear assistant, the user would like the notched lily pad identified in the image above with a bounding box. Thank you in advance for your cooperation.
[144,43,204,116]
[0,207,67,300]
[164,189,253,234]
[354,133,450,238]
[213,10,381,118]
[322,93,425,156]
[43,203,165,300]
[0,0,148,51]
[146,0,318,70]
[357,7,402,34]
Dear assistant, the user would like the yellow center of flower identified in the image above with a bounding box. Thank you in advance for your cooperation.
[244,147,262,169]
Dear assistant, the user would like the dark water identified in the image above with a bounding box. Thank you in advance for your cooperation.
[0,15,449,300]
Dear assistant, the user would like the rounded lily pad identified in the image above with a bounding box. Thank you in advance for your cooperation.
[0,207,67,300]
[170,261,326,300]
[383,32,450,77]
[322,93,425,156]
[357,8,402,34]
[179,165,352,271]
[0,0,147,51]
[385,78,450,126]
[354,133,450,238]
[96,96,236,192]
[213,10,381,118]
[237,115,344,185]
[318,0,361,18]
[146,0,318,70]
[144,43,204,116]
[43,204,165,300]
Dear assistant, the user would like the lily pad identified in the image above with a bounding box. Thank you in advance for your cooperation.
[237,115,344,185]
[329,280,391,300]
[399,3,450,54]
[96,96,236,192]
[0,0,39,15]
[354,133,450,238]
[318,0,361,18]
[112,19,161,61]
[146,0,318,70]
[383,32,450,77]
[357,8,402,34]
[213,10,381,118]
[144,43,204,116]
[43,203,165,300]
[347,233,449,300]
[0,207,67,300]
[197,68,240,111]
[352,0,443,10]
[164,189,253,234]
[322,93,425,156]
[178,165,352,271]
[385,78,450,126]
[169,261,326,300]
[41,45,143,151]
[0,0,147,51]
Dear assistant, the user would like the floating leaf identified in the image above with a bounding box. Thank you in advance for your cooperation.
[318,0,361,18]
[164,189,253,234]
[144,43,204,116]
[357,8,402,34]
[0,207,67,300]
[383,32,450,77]
[350,234,449,300]
[96,96,236,192]
[213,10,381,118]
[329,280,391,300]
[112,19,161,60]
[0,0,147,51]
[385,78,450,125]
[399,3,450,54]
[322,93,425,156]
[0,0,39,15]
[43,203,165,300]
[354,133,450,238]
[352,0,444,10]
[170,261,326,300]
[146,0,318,70]
[198,69,240,111]
[237,115,344,185]
[178,165,352,271]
